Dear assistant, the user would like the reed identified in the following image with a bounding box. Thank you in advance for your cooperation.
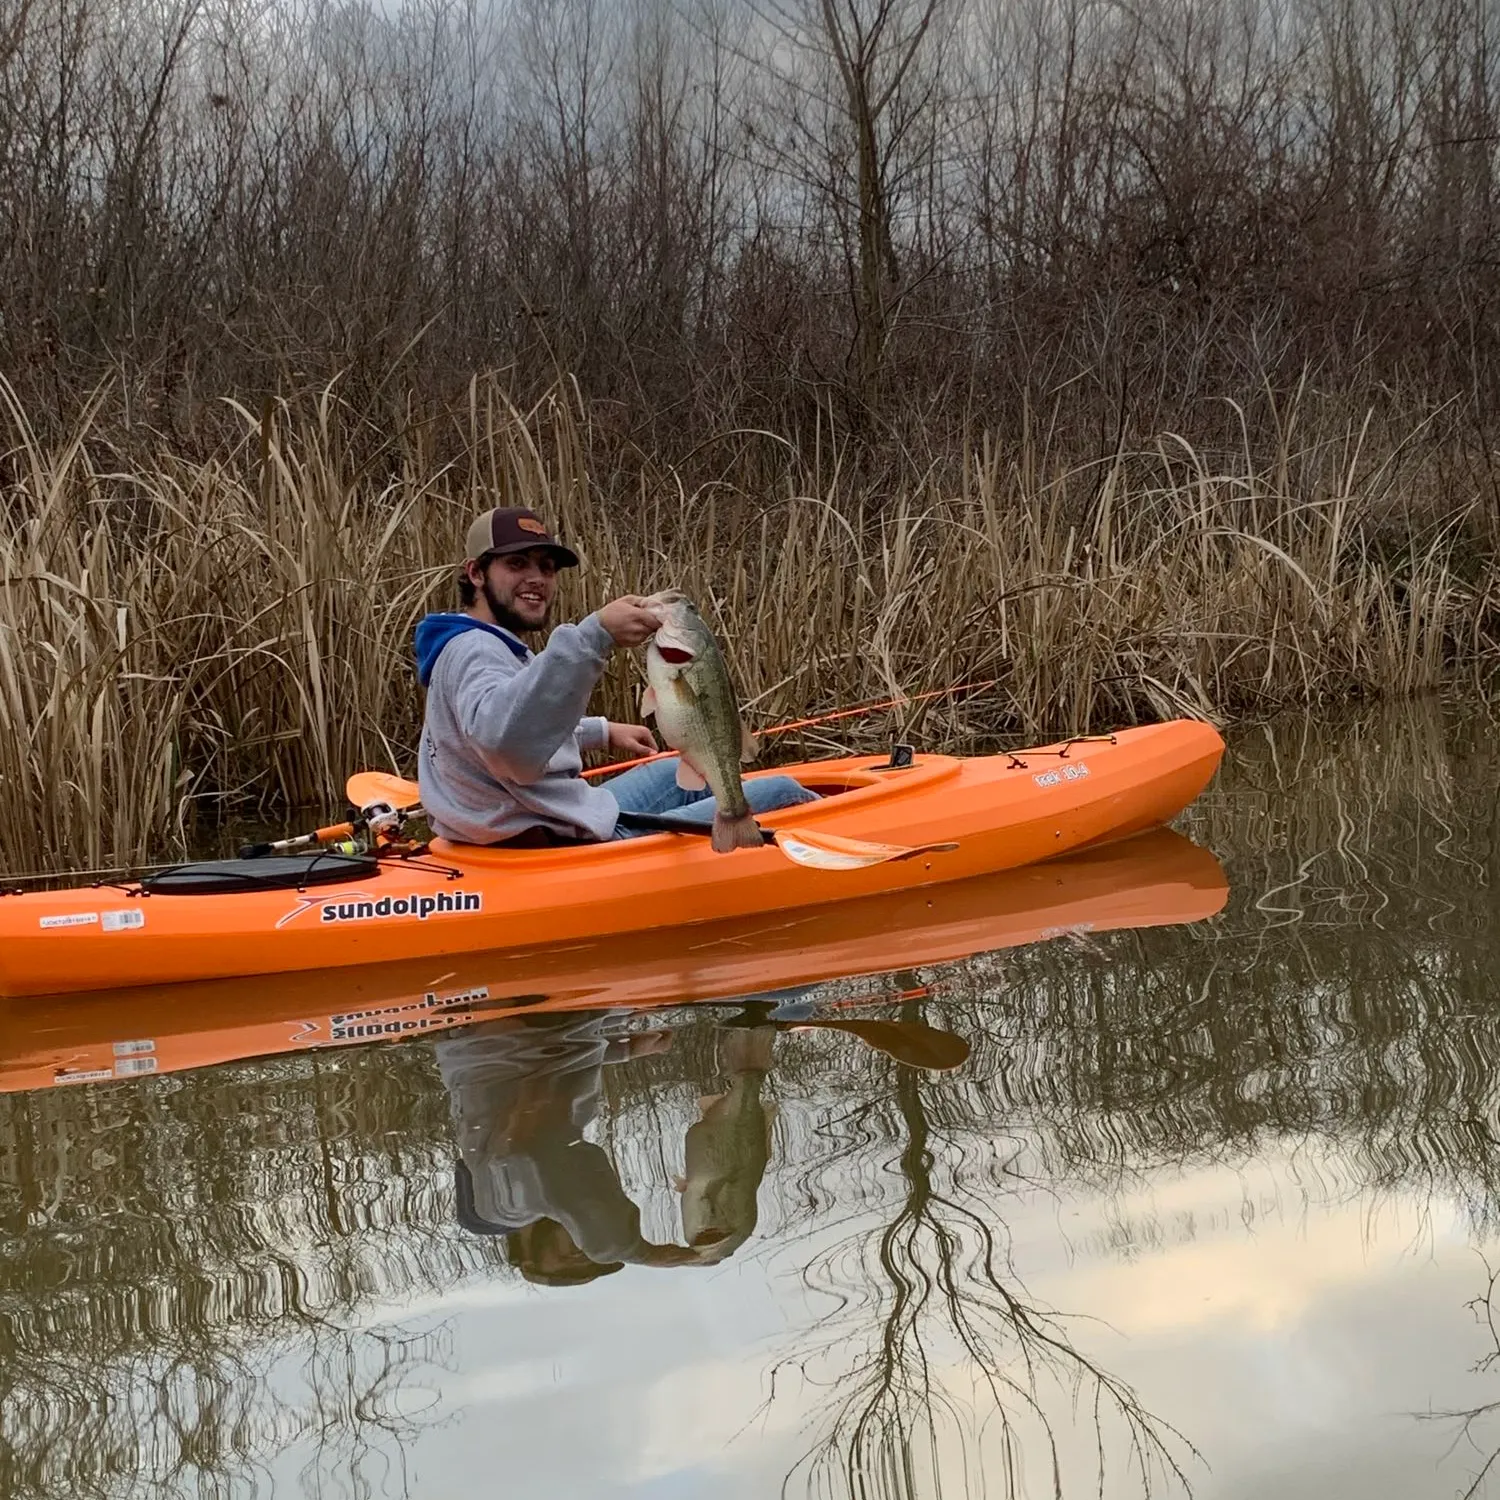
[1,373,1495,876]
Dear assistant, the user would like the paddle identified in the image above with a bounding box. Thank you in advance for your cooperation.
[772,1016,969,1070]
[345,772,957,872]
[718,998,969,1070]
[348,771,427,817]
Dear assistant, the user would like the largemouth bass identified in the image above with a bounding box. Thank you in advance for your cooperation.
[641,589,762,852]
[674,1025,778,1261]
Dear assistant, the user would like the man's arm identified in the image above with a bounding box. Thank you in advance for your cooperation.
[451,617,615,783]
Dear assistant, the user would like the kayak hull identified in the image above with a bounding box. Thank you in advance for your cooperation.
[0,826,1228,1092]
[0,719,1225,998]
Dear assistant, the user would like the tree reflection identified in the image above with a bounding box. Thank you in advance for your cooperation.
[773,994,1195,1500]
[1419,1258,1500,1500]
[0,1047,494,1499]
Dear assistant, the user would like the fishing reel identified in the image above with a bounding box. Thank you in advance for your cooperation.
[239,794,421,859]
[358,797,417,851]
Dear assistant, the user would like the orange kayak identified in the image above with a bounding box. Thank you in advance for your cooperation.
[0,826,1227,1092]
[0,719,1224,998]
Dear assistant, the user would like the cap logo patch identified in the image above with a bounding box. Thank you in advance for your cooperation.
[517,517,547,535]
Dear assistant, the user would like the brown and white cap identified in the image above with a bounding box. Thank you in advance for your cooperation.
[463,507,580,569]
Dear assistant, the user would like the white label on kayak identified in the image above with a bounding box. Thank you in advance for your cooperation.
[1033,762,1091,788]
[1041,921,1097,940]
[113,1039,156,1058]
[40,912,97,929]
[277,888,483,929]
[54,1067,113,1085]
[114,1056,157,1076]
[102,909,145,932]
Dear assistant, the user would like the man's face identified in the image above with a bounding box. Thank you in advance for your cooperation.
[472,548,560,632]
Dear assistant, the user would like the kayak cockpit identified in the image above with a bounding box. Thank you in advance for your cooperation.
[435,755,964,868]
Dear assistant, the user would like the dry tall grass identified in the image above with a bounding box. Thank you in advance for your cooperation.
[2,373,1494,875]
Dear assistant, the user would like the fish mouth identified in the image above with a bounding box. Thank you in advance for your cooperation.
[656,644,696,664]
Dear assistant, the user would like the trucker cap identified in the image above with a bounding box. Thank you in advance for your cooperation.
[463,506,580,570]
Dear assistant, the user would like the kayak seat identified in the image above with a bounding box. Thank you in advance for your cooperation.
[141,852,380,895]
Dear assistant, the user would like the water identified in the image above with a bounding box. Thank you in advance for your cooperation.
[4,703,1500,1499]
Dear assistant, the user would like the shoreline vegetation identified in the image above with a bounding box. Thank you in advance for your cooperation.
[6,0,1500,871]
[2,374,1495,874]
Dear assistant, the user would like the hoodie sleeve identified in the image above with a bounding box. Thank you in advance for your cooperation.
[576,715,610,753]
[444,614,615,783]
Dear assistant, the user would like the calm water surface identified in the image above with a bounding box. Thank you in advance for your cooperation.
[5,705,1500,1499]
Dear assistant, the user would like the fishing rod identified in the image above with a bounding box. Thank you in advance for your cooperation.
[580,676,1001,781]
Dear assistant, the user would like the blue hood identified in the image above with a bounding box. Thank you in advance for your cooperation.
[413,613,528,686]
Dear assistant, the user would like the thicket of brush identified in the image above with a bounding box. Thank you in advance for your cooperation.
[7,0,1500,870]
[5,0,1500,453]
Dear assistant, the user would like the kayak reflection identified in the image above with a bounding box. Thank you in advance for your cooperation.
[439,1002,971,1277]
[0,826,1225,1096]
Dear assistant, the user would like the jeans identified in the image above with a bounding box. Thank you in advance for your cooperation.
[604,755,820,839]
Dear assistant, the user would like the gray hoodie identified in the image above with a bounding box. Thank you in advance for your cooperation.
[417,614,621,844]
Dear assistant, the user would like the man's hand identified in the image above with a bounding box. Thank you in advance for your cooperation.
[597,595,663,647]
[607,721,658,758]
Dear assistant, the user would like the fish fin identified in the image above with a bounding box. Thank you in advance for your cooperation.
[740,719,759,763]
[640,685,657,719]
[699,1093,726,1115]
[712,809,763,853]
[675,756,708,792]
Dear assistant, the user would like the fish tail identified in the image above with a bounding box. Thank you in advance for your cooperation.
[712,808,763,853]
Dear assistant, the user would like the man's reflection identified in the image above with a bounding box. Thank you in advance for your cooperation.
[438,1011,700,1285]
[436,1001,968,1284]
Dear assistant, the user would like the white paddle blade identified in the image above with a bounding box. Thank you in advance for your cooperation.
[774,828,959,871]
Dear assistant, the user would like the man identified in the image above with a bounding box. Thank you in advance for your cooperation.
[414,506,817,847]
[439,1011,701,1284]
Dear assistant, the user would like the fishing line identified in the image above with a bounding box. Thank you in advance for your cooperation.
[0,857,185,887]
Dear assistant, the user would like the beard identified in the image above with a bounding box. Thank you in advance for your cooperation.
[482,576,549,635]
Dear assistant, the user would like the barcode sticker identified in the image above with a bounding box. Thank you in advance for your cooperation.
[113,1056,158,1077]
[112,1040,156,1058]
[102,909,146,933]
